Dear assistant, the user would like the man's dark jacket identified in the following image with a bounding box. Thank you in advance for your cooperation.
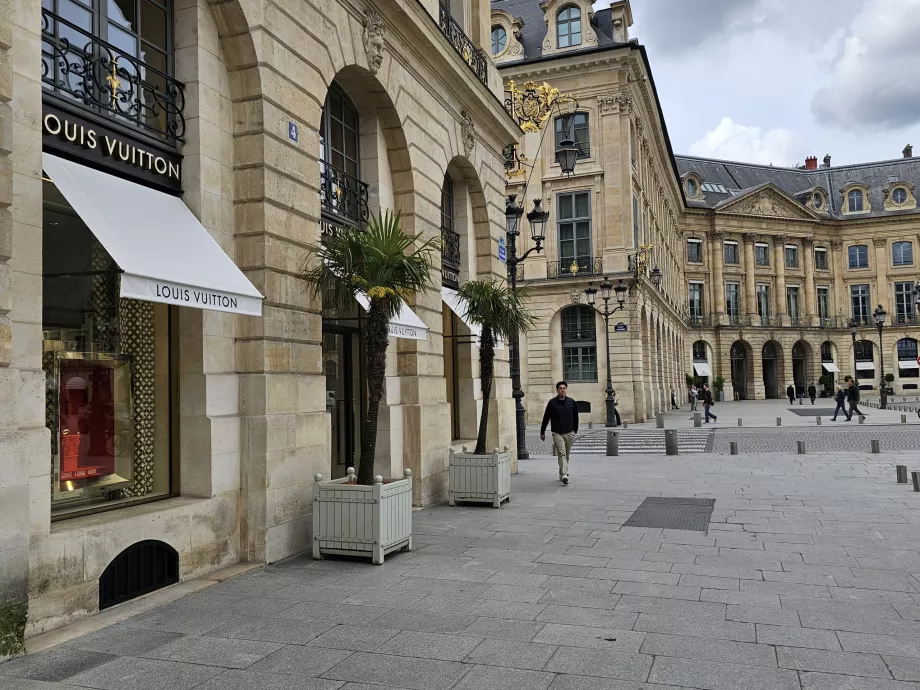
[848,385,860,402]
[808,384,817,398]
[702,389,715,406]
[541,396,579,435]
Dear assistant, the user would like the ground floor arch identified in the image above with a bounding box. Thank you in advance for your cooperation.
[730,340,754,400]
[762,340,784,399]
[792,339,813,395]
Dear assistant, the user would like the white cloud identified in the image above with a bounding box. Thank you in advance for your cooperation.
[689,117,798,166]
[812,0,920,131]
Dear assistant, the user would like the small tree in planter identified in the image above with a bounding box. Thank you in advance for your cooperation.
[712,375,726,402]
[447,279,534,507]
[303,212,439,562]
[885,372,895,394]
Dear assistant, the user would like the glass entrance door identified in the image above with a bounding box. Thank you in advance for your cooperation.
[323,328,362,478]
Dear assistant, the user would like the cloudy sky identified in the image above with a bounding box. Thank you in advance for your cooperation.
[626,0,920,167]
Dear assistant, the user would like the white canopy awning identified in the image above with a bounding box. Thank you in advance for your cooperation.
[822,362,840,372]
[856,361,875,371]
[42,153,263,316]
[441,286,503,350]
[693,362,712,376]
[899,360,920,369]
[355,293,428,341]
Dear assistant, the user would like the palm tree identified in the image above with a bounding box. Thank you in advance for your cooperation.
[456,280,534,455]
[303,211,439,485]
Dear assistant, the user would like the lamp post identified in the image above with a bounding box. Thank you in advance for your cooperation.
[874,304,888,409]
[584,277,628,426]
[850,319,859,389]
[506,194,547,460]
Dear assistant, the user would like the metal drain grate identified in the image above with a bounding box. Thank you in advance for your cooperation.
[623,497,715,532]
[788,408,848,417]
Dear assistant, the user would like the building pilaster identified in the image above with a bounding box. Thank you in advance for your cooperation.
[802,237,816,325]
[743,233,757,316]
[831,240,847,319]
[774,236,788,324]
[873,238,889,306]
[708,231,726,324]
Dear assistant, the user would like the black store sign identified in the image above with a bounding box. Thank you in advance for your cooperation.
[42,103,182,194]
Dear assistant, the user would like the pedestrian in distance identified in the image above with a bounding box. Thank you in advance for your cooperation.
[540,381,578,485]
[831,385,851,421]
[808,382,817,405]
[702,383,718,423]
[689,384,699,412]
[611,389,622,426]
[786,383,795,405]
[796,382,805,405]
[670,387,679,410]
[847,379,863,420]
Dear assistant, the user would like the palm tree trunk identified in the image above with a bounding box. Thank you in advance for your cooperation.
[474,325,494,455]
[359,300,389,485]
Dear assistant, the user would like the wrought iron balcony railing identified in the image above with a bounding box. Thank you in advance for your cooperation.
[562,327,596,343]
[728,315,753,326]
[687,316,712,327]
[894,314,920,326]
[320,160,369,234]
[759,315,775,326]
[438,4,488,86]
[441,226,461,289]
[41,8,185,144]
[547,257,602,279]
[790,316,805,327]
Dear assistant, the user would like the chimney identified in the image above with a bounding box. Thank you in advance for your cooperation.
[609,1,633,43]
[822,154,832,168]
[904,144,913,159]
[804,156,817,170]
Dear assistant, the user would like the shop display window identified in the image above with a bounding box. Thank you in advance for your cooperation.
[43,177,174,517]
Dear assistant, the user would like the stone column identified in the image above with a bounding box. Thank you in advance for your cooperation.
[873,237,889,306]
[831,240,846,320]
[802,237,816,324]
[774,236,787,319]
[743,233,757,316]
[708,231,725,323]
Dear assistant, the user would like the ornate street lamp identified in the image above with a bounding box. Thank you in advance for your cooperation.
[584,276,627,427]
[506,196,550,459]
[650,265,663,290]
[874,304,888,409]
[555,138,579,177]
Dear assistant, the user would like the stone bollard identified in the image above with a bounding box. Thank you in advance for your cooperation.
[902,415,908,424]
[730,441,738,455]
[665,429,678,456]
[656,412,664,429]
[693,413,701,428]
[738,418,743,427]
[859,416,865,424]
[817,417,822,426]
[871,440,880,454]
[777,417,782,426]
[588,421,594,429]
[797,441,805,454]
[912,472,920,492]
[623,421,628,429]
[897,465,909,483]
[606,430,619,457]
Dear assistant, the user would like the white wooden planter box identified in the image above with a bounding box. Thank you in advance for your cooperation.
[312,468,413,565]
[449,447,511,508]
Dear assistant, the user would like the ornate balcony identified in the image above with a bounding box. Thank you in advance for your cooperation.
[759,315,776,326]
[441,226,461,289]
[41,8,185,144]
[562,327,596,343]
[320,161,369,234]
[894,314,920,326]
[728,315,752,326]
[438,4,488,86]
[547,257,602,279]
[790,316,805,327]
[687,316,712,327]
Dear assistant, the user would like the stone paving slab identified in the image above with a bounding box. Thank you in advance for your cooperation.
[8,449,920,688]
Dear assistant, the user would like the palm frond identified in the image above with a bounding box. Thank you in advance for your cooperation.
[456,279,536,342]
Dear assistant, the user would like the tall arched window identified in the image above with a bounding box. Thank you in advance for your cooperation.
[441,174,460,289]
[561,306,596,381]
[320,84,363,227]
[556,6,582,48]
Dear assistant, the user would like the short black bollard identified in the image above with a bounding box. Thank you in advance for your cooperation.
[730,441,738,455]
[816,417,822,426]
[664,429,678,456]
[737,418,743,426]
[859,416,865,424]
[897,465,908,483]
[693,413,701,428]
[623,421,628,429]
[656,412,664,429]
[606,430,619,457]
[797,441,805,454]
[912,472,920,492]
[902,415,908,424]
[777,417,782,426]
[871,440,880,454]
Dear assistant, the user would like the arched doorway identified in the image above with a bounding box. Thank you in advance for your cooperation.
[792,340,810,395]
[691,339,711,385]
[820,341,837,396]
[762,340,783,399]
[730,340,749,400]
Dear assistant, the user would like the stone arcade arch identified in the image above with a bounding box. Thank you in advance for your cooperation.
[792,340,813,395]
[730,340,754,401]
[762,340,785,399]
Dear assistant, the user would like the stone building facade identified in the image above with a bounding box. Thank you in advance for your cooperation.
[493,0,687,424]
[678,152,920,401]
[2,0,518,651]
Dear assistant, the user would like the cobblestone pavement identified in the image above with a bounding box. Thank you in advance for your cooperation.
[6,451,920,689]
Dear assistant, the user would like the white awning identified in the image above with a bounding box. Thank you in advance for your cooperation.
[42,153,263,316]
[354,293,428,341]
[822,362,840,372]
[856,361,875,371]
[441,286,503,350]
[899,360,920,369]
[693,362,712,376]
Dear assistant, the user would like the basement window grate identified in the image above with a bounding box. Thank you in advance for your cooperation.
[99,540,179,610]
[623,497,715,532]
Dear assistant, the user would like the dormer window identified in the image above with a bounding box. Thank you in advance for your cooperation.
[557,6,582,48]
[812,191,824,209]
[893,187,908,205]
[686,179,698,197]
[848,189,864,212]
[491,26,507,54]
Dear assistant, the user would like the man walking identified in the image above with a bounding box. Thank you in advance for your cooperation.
[540,381,578,485]
[786,383,795,405]
[670,387,679,410]
[831,385,850,421]
[702,383,718,423]
[689,385,699,412]
[611,389,622,426]
[808,382,817,405]
[847,379,863,421]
